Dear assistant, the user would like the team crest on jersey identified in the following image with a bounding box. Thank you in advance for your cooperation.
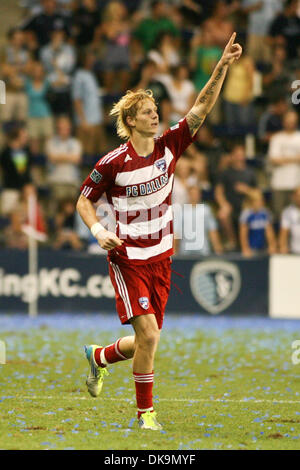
[155,158,167,172]
[90,169,102,184]
[139,297,149,310]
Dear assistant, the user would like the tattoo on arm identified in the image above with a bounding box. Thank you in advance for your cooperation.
[186,64,226,136]
[197,65,225,106]
[186,111,204,136]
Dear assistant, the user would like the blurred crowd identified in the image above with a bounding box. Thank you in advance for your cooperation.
[1,0,300,257]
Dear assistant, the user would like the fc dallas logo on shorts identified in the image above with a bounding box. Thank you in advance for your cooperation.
[155,158,167,172]
[139,297,149,310]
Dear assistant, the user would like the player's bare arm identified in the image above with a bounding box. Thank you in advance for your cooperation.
[76,194,123,250]
[186,32,242,136]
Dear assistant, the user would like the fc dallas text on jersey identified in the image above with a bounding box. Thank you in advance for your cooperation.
[80,117,197,265]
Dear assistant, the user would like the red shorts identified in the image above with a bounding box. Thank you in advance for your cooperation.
[109,257,172,329]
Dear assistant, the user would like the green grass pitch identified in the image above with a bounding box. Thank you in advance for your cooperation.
[1,316,300,450]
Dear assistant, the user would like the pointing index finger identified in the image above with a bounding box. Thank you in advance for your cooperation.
[228,32,236,46]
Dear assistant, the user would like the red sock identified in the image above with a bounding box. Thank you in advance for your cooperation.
[94,339,127,367]
[133,371,154,418]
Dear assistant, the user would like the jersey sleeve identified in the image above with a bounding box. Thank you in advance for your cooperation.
[158,117,198,161]
[80,159,115,203]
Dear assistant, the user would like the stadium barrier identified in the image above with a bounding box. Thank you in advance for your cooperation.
[0,249,271,316]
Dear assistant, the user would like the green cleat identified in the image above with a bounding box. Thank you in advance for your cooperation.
[84,344,109,397]
[138,411,162,430]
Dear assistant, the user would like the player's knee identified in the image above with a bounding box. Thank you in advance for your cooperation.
[137,328,160,351]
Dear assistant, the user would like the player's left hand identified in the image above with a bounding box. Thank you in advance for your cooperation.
[220,32,242,66]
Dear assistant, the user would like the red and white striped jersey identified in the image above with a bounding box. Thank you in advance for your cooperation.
[80,117,197,265]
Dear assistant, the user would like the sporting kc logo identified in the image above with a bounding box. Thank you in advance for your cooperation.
[155,158,167,172]
[190,260,241,314]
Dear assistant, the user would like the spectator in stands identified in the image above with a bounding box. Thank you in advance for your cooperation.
[56,0,74,14]
[21,0,73,15]
[279,186,300,254]
[40,27,76,116]
[72,0,101,48]
[122,0,144,16]
[258,96,288,147]
[72,50,106,155]
[24,60,54,155]
[174,184,223,256]
[45,115,82,211]
[172,156,193,206]
[22,0,71,48]
[184,145,210,189]
[161,64,196,125]
[191,124,226,186]
[262,44,290,101]
[0,63,27,125]
[269,0,300,63]
[0,126,34,215]
[223,40,256,135]
[53,198,83,250]
[241,0,282,64]
[202,0,234,49]
[176,0,206,26]
[40,27,76,77]
[133,59,171,134]
[1,28,31,73]
[239,188,276,257]
[3,208,29,250]
[97,1,131,94]
[268,110,300,222]
[148,31,181,79]
[189,27,222,93]
[182,127,212,189]
[176,0,232,26]
[215,143,257,250]
[133,1,179,53]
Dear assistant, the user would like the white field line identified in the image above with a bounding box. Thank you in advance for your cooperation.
[9,396,300,405]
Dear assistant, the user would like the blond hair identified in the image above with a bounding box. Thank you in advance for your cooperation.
[110,89,156,140]
[244,188,265,208]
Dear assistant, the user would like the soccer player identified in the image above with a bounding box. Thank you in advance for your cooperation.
[76,33,242,430]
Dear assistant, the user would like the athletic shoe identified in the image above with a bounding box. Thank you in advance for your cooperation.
[138,411,162,430]
[84,344,108,397]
